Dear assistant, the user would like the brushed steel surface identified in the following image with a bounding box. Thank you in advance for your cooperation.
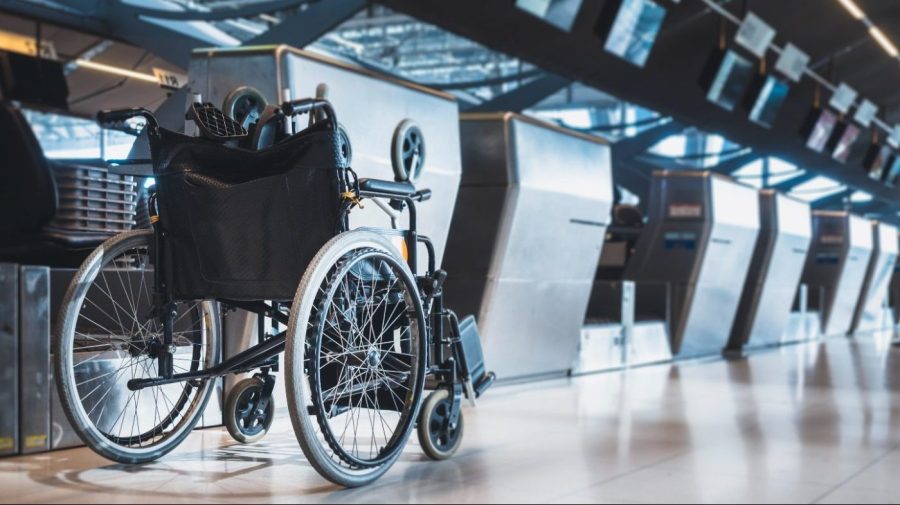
[730,191,812,350]
[0,264,17,456]
[187,46,462,272]
[852,221,898,333]
[803,211,874,336]
[18,266,50,455]
[444,113,613,380]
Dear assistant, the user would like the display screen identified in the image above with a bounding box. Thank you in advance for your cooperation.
[805,108,838,153]
[706,49,755,112]
[886,156,900,186]
[831,123,861,163]
[748,75,789,128]
[516,0,583,32]
[864,144,893,181]
[603,0,667,67]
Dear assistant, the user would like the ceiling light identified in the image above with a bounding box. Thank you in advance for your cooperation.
[869,26,899,57]
[74,59,158,84]
[837,0,865,20]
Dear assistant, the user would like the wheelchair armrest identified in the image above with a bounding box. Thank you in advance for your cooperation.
[358,178,417,199]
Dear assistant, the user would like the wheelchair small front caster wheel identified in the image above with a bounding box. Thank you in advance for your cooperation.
[417,389,464,460]
[225,377,275,444]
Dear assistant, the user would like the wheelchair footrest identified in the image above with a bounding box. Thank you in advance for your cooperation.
[453,313,494,398]
[473,371,495,399]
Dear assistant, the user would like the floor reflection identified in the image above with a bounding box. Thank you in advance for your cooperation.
[3,337,900,503]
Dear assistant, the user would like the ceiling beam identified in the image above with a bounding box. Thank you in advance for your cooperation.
[811,189,854,210]
[770,171,818,192]
[465,73,571,113]
[246,0,368,46]
[611,120,682,164]
[707,151,757,175]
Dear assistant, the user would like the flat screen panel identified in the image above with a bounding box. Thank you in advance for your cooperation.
[516,0,583,32]
[886,156,900,186]
[806,109,838,153]
[603,0,667,67]
[706,49,755,112]
[749,75,789,128]
[831,123,860,163]
[863,143,893,181]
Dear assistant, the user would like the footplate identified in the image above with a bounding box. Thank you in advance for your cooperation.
[451,313,494,401]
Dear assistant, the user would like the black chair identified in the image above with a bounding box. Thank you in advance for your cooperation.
[0,101,140,267]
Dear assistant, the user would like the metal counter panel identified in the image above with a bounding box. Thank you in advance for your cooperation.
[677,176,759,357]
[445,113,613,379]
[853,221,899,333]
[19,266,50,454]
[825,214,874,335]
[0,264,17,456]
[730,192,812,350]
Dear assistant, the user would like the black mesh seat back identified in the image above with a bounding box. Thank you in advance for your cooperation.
[0,101,56,236]
[150,122,348,301]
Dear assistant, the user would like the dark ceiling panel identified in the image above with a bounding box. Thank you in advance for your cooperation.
[379,0,900,215]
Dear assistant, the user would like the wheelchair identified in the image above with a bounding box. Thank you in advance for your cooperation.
[53,96,494,487]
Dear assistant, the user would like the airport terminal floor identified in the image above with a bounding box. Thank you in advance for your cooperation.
[5,335,900,504]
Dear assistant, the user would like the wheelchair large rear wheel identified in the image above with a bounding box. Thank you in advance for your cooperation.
[286,231,428,487]
[54,230,220,463]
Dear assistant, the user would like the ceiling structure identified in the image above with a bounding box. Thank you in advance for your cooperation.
[1,0,899,221]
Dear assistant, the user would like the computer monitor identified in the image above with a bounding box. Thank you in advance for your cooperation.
[702,48,756,112]
[748,75,790,128]
[516,0,584,32]
[828,122,861,163]
[597,0,667,67]
[803,107,838,153]
[862,143,893,181]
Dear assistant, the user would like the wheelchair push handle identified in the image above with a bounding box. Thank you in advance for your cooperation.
[280,98,337,128]
[96,107,159,133]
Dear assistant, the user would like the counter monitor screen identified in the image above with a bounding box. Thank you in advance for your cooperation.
[805,108,838,153]
[863,144,893,181]
[886,156,900,186]
[601,0,667,67]
[705,49,755,112]
[831,123,861,163]
[516,0,584,32]
[748,75,789,128]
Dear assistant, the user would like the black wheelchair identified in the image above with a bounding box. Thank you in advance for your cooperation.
[53,97,494,487]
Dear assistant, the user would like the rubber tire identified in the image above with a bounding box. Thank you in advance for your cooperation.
[54,230,220,464]
[285,230,427,487]
[417,389,464,461]
[225,377,275,444]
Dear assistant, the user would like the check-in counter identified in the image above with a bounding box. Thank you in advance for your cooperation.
[851,221,898,333]
[727,190,812,352]
[621,172,760,359]
[801,211,874,336]
[890,250,900,324]
[443,112,613,380]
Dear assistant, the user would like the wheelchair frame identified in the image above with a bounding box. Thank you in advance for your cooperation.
[127,189,469,401]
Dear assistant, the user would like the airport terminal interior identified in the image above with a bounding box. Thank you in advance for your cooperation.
[3,0,900,503]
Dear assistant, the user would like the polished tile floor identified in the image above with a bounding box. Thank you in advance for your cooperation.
[5,335,900,504]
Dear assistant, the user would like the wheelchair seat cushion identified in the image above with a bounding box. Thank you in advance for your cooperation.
[0,101,56,236]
